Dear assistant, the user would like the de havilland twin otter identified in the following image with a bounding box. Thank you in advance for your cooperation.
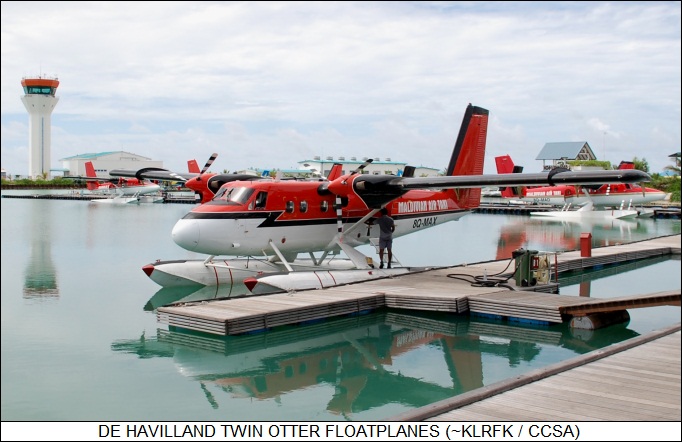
[120,104,651,295]
[66,161,163,203]
[494,154,665,208]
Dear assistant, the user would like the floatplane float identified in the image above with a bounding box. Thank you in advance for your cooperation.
[529,201,640,220]
[128,104,651,296]
[91,194,141,204]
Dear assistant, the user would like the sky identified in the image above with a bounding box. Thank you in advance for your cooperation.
[1,1,680,178]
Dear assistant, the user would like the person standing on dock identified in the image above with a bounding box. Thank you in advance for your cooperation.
[377,207,395,268]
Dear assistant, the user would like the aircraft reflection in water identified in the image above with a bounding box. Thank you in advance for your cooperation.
[495,216,667,260]
[112,310,638,419]
[496,216,679,298]
[558,254,677,299]
[144,283,252,311]
[23,199,59,298]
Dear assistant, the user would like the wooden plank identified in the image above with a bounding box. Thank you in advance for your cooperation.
[409,330,681,422]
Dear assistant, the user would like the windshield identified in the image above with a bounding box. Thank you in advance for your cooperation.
[210,186,255,205]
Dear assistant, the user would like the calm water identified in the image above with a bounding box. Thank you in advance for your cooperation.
[1,190,680,421]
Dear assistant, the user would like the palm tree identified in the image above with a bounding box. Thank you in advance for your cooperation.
[664,152,680,176]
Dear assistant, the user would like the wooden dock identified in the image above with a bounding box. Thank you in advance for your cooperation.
[157,235,681,336]
[388,325,681,421]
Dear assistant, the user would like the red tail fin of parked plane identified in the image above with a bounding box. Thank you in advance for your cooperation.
[326,163,344,181]
[617,161,635,170]
[84,161,102,191]
[495,154,525,198]
[187,159,201,174]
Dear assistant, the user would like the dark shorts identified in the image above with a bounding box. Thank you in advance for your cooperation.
[379,238,392,249]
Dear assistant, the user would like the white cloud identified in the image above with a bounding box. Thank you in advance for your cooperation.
[2,1,680,177]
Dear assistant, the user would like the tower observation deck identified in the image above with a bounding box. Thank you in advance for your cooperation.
[21,76,60,179]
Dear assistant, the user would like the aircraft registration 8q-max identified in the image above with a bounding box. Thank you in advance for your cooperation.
[128,104,651,294]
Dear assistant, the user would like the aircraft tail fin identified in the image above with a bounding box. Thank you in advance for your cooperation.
[402,166,416,178]
[187,159,200,174]
[617,161,635,170]
[327,163,343,181]
[445,104,488,177]
[495,155,524,197]
[84,161,99,191]
[495,155,516,174]
[444,103,489,207]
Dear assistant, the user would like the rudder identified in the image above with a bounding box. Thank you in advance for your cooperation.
[444,104,489,208]
[187,159,200,174]
[495,155,524,197]
[445,104,489,177]
[84,161,99,191]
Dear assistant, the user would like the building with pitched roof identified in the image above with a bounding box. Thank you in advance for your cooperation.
[535,142,597,170]
[59,151,163,178]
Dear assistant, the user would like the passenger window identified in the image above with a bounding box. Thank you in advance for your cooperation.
[286,201,294,213]
[255,192,268,209]
[299,201,308,213]
[320,201,329,212]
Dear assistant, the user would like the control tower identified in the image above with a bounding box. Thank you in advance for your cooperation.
[21,76,60,179]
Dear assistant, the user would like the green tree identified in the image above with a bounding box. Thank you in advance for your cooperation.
[630,157,649,173]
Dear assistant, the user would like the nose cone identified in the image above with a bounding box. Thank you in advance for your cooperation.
[172,219,201,251]
[185,177,201,192]
[327,175,352,197]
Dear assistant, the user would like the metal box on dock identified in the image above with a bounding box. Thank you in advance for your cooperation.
[513,248,539,287]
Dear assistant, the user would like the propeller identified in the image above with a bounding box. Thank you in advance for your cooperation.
[350,158,373,176]
[200,153,218,175]
[191,153,218,181]
[183,153,219,203]
[324,159,375,247]
[316,159,373,196]
[188,152,218,185]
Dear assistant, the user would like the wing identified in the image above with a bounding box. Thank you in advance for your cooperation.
[109,167,196,182]
[328,168,650,209]
[62,175,109,182]
[109,153,218,183]
[384,168,650,190]
[325,103,651,209]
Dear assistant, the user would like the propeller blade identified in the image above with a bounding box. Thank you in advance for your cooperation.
[351,158,373,175]
[201,153,218,175]
[323,195,346,250]
[335,195,344,237]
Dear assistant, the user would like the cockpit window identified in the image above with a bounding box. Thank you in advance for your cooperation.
[211,186,255,205]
